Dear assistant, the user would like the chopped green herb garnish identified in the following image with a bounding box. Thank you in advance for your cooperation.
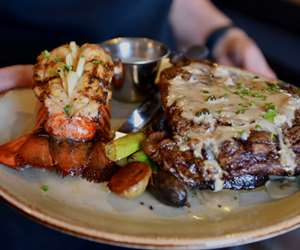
[42,50,50,60]
[63,104,71,116]
[252,92,266,100]
[232,83,266,100]
[202,90,210,94]
[235,103,251,114]
[240,88,251,96]
[41,185,48,192]
[263,102,277,122]
[63,64,72,71]
[266,82,280,93]
[235,83,251,96]
[54,57,63,63]
[264,102,276,111]
[92,60,104,65]
[255,124,262,130]
[235,107,247,114]
[263,109,277,122]
[236,82,243,89]
[238,130,245,137]
[234,129,248,140]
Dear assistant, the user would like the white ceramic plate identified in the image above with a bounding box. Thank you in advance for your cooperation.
[1,89,300,249]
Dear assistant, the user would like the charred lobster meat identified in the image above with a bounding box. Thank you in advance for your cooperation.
[0,42,119,181]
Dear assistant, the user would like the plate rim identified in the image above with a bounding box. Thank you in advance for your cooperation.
[1,88,300,249]
[1,182,300,249]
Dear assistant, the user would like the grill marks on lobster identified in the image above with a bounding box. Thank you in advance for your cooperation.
[0,42,118,181]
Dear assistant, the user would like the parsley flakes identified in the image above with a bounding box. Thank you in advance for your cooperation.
[266,82,280,93]
[41,185,49,192]
[263,102,277,122]
[235,107,247,114]
[54,57,63,63]
[263,109,277,122]
[232,83,266,100]
[255,124,262,130]
[42,50,50,60]
[63,104,71,116]
[92,60,104,65]
[63,64,72,72]
[264,102,276,111]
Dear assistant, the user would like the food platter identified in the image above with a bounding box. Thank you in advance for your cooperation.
[1,89,300,249]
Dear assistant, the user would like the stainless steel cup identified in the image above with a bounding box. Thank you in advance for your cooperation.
[101,37,170,102]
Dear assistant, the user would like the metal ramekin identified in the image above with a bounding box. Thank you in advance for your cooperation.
[101,37,170,102]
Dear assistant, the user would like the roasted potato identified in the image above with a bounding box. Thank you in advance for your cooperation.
[149,170,188,207]
[108,162,152,198]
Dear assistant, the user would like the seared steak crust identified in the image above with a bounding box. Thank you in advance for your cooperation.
[145,61,300,190]
[143,131,273,189]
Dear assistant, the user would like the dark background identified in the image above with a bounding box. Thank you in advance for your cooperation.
[1,0,300,249]
[214,0,300,85]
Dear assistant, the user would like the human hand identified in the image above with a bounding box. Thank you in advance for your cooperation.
[213,28,276,79]
[0,65,33,94]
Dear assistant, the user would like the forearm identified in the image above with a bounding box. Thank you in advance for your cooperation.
[169,0,231,47]
[0,65,33,93]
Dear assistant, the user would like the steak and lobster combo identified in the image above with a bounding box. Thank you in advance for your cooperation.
[1,42,300,207]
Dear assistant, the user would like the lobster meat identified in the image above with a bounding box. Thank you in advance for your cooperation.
[0,42,119,182]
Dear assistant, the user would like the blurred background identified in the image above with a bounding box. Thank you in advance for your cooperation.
[214,0,300,85]
[0,0,299,84]
[1,0,300,250]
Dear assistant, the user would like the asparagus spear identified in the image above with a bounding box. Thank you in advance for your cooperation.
[128,150,151,164]
[116,157,128,167]
[128,150,158,172]
[105,132,145,161]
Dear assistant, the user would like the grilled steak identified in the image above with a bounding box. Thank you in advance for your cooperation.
[144,61,300,191]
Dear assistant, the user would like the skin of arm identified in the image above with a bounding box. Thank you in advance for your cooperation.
[0,65,33,94]
[170,0,276,78]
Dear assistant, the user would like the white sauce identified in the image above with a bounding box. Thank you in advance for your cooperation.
[203,160,224,192]
[277,128,297,173]
[167,62,300,189]
[257,120,297,173]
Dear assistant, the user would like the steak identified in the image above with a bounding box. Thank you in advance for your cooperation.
[144,61,300,191]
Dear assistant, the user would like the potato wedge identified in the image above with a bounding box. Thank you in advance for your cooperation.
[108,162,152,198]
